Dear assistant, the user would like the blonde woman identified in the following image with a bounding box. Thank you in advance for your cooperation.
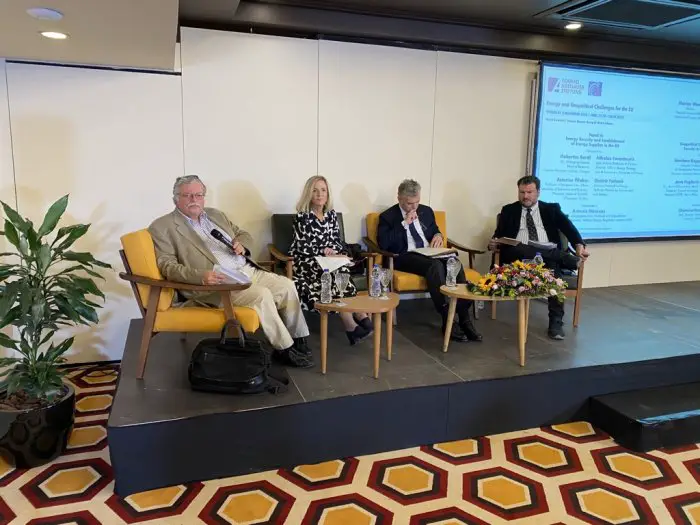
[289,176,373,345]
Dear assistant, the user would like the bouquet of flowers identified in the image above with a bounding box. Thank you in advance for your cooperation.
[467,260,567,302]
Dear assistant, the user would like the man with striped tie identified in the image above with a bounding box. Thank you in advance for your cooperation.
[377,179,482,343]
[488,175,589,340]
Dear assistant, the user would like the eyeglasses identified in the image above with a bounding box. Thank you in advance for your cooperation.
[178,193,205,200]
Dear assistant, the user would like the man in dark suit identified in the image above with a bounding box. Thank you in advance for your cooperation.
[378,179,481,343]
[489,175,590,340]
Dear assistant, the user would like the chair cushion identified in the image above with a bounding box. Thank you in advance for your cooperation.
[562,273,579,290]
[120,230,174,312]
[154,306,260,333]
[392,267,482,292]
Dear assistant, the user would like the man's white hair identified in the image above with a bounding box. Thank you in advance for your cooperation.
[173,175,207,204]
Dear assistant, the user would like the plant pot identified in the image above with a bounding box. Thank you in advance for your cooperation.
[0,383,76,468]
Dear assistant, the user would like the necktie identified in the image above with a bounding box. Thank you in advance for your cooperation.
[526,208,539,242]
[408,221,425,248]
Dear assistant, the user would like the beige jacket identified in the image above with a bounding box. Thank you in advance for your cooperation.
[148,208,257,305]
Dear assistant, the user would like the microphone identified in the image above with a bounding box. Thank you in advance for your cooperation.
[211,229,237,252]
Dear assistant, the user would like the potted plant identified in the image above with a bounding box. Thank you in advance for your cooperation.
[0,195,111,467]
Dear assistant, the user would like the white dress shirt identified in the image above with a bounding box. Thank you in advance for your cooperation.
[516,202,549,244]
[181,210,252,275]
[400,207,430,251]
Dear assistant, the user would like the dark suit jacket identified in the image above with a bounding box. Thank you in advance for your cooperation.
[378,204,442,255]
[493,201,584,251]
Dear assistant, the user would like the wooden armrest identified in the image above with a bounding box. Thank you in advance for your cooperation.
[256,260,276,271]
[363,238,397,258]
[119,272,251,292]
[268,244,293,262]
[446,238,485,255]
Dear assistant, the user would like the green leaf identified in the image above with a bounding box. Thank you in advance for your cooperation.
[0,281,19,319]
[26,227,41,252]
[44,337,73,363]
[70,276,104,298]
[38,244,51,272]
[54,224,89,251]
[3,221,19,249]
[62,251,111,269]
[1,201,28,232]
[37,195,69,237]
[0,332,17,350]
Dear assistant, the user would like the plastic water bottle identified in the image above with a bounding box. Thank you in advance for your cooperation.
[446,256,460,287]
[370,265,382,297]
[320,270,332,303]
[533,252,544,265]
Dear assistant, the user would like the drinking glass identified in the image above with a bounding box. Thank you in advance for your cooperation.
[334,272,350,306]
[380,268,393,299]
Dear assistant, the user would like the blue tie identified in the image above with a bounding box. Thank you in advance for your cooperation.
[409,222,424,248]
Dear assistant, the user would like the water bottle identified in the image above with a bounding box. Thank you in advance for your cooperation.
[533,252,544,266]
[370,264,382,297]
[320,270,332,303]
[446,256,460,287]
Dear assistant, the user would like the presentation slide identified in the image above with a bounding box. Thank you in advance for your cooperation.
[534,63,700,241]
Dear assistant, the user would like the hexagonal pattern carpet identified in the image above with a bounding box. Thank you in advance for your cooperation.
[1,363,700,524]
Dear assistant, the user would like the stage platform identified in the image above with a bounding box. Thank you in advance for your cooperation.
[107,282,700,496]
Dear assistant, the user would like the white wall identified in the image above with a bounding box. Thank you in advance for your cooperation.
[318,40,436,241]
[0,60,17,360]
[430,51,536,273]
[6,63,184,361]
[180,29,318,257]
[2,29,699,361]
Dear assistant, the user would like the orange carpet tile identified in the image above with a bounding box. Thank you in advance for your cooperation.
[1,363,699,524]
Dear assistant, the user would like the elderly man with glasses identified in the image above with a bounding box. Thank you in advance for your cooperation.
[148,175,313,368]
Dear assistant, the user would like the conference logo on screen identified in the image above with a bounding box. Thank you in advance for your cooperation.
[588,81,603,96]
[546,77,584,95]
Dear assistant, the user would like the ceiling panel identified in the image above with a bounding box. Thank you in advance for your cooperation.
[0,0,179,70]
[195,0,700,44]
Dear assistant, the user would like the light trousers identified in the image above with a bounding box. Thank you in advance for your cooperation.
[230,268,309,350]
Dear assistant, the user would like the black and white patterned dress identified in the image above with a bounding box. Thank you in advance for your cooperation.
[289,210,358,311]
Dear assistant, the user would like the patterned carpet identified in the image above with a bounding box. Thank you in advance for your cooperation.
[1,363,699,524]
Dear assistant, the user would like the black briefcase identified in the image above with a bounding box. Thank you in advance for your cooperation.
[188,319,289,395]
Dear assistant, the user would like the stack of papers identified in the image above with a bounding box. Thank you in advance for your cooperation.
[412,247,458,258]
[315,256,353,273]
[214,264,251,285]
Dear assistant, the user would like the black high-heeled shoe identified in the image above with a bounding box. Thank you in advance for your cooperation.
[352,314,374,333]
[346,325,372,346]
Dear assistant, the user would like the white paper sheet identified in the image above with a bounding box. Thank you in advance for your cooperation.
[315,256,353,273]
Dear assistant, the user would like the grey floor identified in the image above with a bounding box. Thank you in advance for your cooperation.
[110,282,700,426]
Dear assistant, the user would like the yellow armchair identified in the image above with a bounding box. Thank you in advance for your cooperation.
[364,212,484,318]
[119,230,261,379]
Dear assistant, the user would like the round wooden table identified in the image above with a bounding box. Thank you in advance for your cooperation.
[314,291,400,378]
[440,284,546,366]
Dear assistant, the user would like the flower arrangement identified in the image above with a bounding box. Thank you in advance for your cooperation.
[467,260,567,302]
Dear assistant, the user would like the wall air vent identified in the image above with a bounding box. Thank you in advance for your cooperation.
[537,0,700,30]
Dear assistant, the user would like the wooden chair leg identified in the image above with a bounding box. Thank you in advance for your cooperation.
[572,291,582,327]
[491,302,497,320]
[137,287,160,379]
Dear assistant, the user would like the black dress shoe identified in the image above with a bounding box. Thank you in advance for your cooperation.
[459,319,483,342]
[441,321,469,343]
[293,337,312,356]
[273,347,314,368]
[548,319,565,340]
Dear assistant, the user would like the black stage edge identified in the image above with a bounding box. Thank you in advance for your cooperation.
[590,382,700,452]
[108,282,700,496]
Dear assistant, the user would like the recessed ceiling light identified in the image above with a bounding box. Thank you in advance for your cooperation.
[27,7,63,20]
[566,22,583,30]
[40,31,68,40]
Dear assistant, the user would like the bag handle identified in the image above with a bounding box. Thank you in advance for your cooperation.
[220,318,245,347]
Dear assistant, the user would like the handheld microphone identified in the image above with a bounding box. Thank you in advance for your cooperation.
[211,229,236,252]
